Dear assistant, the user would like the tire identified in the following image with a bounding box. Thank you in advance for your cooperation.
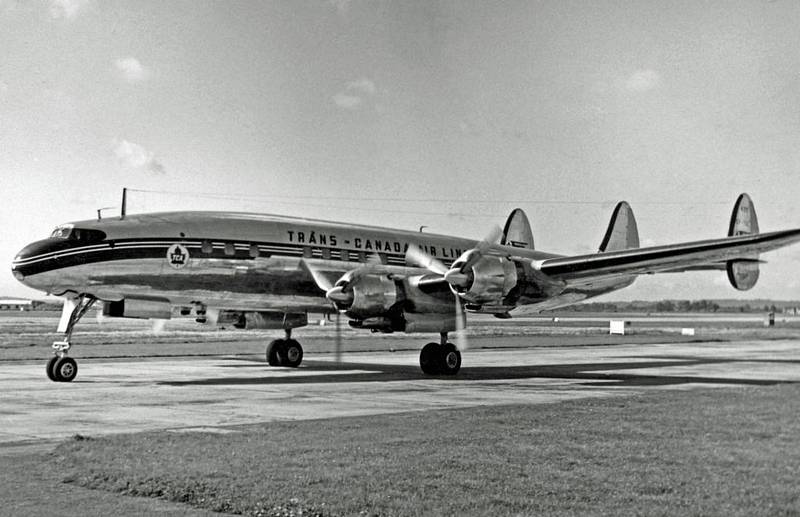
[440,343,461,375]
[46,356,59,382]
[266,339,285,366]
[419,342,441,375]
[53,357,78,382]
[283,339,303,368]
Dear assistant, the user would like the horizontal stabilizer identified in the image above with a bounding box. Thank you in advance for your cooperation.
[501,208,534,249]
[539,228,800,281]
[599,202,639,252]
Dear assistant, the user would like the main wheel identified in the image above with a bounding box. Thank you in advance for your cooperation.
[266,339,286,366]
[420,342,441,375]
[46,356,59,382]
[283,339,303,368]
[439,343,461,375]
[53,357,78,382]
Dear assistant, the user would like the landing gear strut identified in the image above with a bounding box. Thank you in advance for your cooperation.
[265,328,304,368]
[419,332,462,375]
[47,295,96,382]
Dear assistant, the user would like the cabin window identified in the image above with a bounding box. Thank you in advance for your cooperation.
[322,248,331,260]
[378,253,387,265]
[303,247,312,258]
[357,251,366,263]
[201,240,213,254]
[341,250,350,262]
[249,244,260,258]
[224,243,236,256]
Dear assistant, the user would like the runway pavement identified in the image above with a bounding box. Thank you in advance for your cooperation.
[2,339,799,453]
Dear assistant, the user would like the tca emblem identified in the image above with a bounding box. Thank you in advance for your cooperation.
[166,244,190,269]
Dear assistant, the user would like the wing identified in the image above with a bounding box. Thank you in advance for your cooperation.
[536,228,800,281]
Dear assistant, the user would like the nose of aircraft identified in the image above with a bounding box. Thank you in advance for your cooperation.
[11,238,67,285]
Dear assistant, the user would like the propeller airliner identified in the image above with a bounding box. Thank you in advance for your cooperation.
[11,193,800,382]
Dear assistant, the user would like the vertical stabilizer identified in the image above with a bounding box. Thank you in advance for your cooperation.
[727,193,759,290]
[599,202,640,252]
[728,193,759,236]
[501,208,534,249]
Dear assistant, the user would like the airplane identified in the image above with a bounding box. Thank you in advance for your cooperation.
[10,192,800,382]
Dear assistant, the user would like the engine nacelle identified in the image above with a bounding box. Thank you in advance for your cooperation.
[404,313,461,333]
[102,296,172,320]
[452,253,518,305]
[336,273,399,319]
[218,311,308,330]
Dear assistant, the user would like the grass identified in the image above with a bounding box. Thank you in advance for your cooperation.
[26,384,800,516]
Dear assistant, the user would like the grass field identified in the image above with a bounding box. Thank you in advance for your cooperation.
[2,384,797,516]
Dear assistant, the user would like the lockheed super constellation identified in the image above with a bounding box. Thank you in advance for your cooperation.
[11,193,800,382]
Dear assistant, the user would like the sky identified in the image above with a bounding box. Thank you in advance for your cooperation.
[1,0,800,301]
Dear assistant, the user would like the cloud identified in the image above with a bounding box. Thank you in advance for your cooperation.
[332,93,362,109]
[48,0,89,20]
[114,57,149,82]
[346,77,376,96]
[0,80,7,96]
[332,77,377,110]
[112,139,166,175]
[625,69,661,92]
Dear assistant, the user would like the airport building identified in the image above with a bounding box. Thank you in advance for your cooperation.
[0,299,33,311]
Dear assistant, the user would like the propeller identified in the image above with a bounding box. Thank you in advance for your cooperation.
[453,293,468,350]
[405,245,448,275]
[405,225,507,351]
[300,258,365,363]
[407,225,505,291]
[334,310,342,362]
[453,225,504,275]
[322,253,389,307]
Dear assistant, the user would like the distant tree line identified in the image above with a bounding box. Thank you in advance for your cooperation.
[560,300,783,313]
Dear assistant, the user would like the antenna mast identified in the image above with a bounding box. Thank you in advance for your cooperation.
[120,187,127,220]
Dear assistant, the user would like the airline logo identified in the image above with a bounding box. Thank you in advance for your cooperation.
[167,244,190,269]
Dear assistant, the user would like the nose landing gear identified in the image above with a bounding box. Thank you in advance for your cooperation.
[46,295,96,382]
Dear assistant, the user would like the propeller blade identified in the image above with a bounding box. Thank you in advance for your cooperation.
[458,225,504,273]
[300,259,335,292]
[151,318,168,333]
[453,296,468,351]
[405,244,448,275]
[334,310,342,363]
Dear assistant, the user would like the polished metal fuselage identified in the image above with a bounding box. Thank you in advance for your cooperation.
[11,211,634,317]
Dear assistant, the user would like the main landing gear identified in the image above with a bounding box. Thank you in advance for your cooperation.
[419,333,462,375]
[265,328,304,368]
[47,295,96,382]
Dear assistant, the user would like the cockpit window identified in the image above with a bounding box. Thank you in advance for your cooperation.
[50,225,106,242]
[50,225,73,239]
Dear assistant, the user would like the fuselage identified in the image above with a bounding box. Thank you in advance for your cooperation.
[12,211,570,313]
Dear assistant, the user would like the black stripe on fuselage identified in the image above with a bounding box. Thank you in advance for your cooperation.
[12,237,442,277]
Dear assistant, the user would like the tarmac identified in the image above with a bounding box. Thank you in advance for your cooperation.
[2,338,799,453]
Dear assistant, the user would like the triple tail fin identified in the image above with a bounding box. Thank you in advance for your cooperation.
[727,193,760,290]
[501,208,534,249]
[599,202,640,252]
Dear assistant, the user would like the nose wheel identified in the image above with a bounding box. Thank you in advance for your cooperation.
[46,355,78,382]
